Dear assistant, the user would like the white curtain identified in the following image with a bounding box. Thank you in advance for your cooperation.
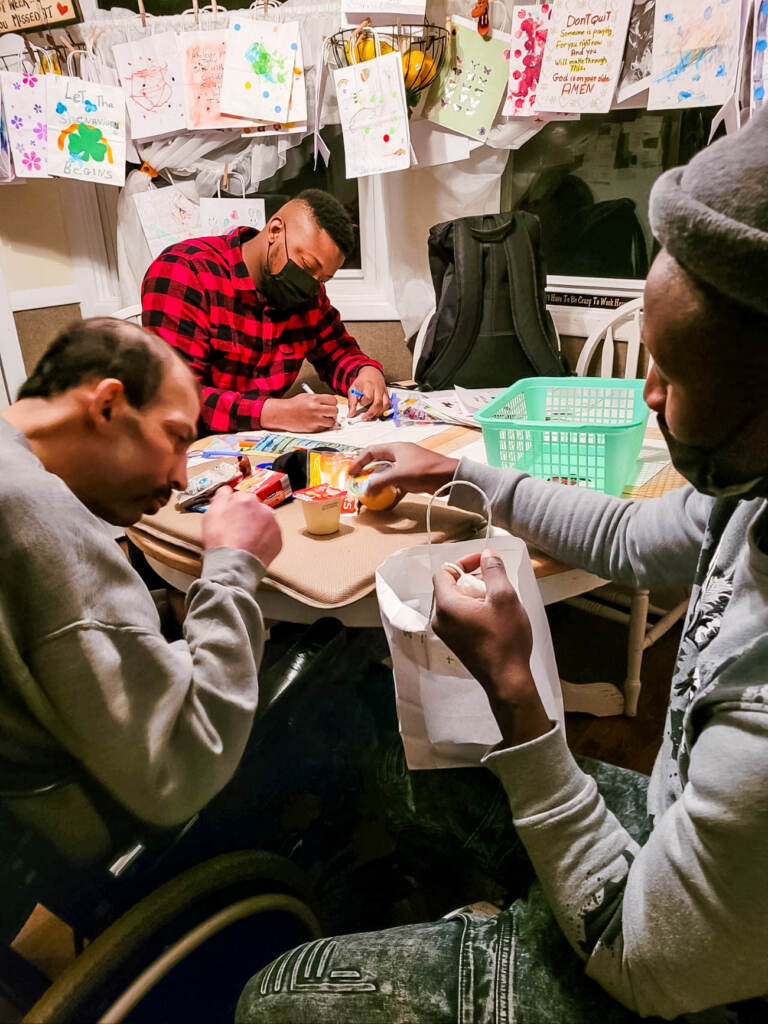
[104,0,512,322]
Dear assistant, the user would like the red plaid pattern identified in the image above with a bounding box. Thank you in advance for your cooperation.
[141,227,382,434]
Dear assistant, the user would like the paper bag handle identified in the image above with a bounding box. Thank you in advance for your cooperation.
[425,480,491,545]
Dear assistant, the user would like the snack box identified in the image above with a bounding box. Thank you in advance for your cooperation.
[175,459,241,511]
[235,466,293,508]
[308,451,358,515]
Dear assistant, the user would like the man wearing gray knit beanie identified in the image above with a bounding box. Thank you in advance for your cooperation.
[239,114,768,1024]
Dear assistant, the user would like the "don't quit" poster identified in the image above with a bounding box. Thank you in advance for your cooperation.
[535,0,633,113]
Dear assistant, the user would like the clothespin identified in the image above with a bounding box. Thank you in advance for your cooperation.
[137,0,147,29]
[211,0,218,17]
[192,0,200,25]
[222,162,229,192]
[471,0,490,37]
[140,160,159,179]
[262,0,268,14]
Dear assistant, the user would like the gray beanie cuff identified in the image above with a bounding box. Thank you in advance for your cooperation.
[650,166,768,317]
[648,108,768,318]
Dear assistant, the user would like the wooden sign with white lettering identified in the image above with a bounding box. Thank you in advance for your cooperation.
[0,0,82,37]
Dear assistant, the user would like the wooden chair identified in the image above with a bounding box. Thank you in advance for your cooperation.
[561,298,688,717]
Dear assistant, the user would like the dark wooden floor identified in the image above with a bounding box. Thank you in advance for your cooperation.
[550,602,679,776]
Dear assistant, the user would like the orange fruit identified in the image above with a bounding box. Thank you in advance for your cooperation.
[401,50,436,89]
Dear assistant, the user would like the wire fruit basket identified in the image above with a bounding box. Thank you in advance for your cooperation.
[327,21,448,104]
[474,377,650,496]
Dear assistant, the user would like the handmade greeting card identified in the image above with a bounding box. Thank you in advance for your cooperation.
[46,75,125,185]
[617,0,656,102]
[113,31,187,140]
[424,17,510,140]
[0,70,48,177]
[503,4,553,116]
[133,187,200,258]
[536,0,634,113]
[199,196,266,234]
[648,0,741,110]
[334,48,411,177]
[220,19,299,121]
[751,0,768,113]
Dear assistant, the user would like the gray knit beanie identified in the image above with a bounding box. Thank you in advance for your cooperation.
[649,107,768,317]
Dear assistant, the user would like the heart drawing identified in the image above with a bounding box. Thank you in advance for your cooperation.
[57,2,68,13]
[84,100,97,112]
[55,101,67,114]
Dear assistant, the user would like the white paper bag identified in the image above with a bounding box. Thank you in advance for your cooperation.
[46,75,126,186]
[219,18,299,121]
[1,71,48,178]
[199,196,265,234]
[133,186,201,258]
[334,49,411,178]
[113,31,187,141]
[376,534,564,770]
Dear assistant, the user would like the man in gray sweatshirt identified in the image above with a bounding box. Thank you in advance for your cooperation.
[238,113,768,1019]
[0,318,282,829]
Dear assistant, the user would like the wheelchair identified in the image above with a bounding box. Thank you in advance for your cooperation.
[1,617,354,1023]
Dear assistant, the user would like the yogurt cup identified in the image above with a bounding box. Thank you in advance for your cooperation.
[294,485,345,535]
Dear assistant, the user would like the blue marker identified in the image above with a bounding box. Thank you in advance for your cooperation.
[390,391,401,428]
[349,387,365,399]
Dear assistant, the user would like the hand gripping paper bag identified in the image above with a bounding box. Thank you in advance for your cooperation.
[375,482,564,769]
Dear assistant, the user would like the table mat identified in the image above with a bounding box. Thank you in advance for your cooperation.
[128,494,485,608]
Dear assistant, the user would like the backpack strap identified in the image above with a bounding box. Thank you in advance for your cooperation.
[419,219,486,388]
[501,215,567,377]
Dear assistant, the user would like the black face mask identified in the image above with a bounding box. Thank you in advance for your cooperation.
[260,227,320,311]
[658,414,768,500]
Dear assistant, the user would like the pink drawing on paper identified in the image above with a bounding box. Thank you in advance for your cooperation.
[124,60,173,112]
[503,4,551,116]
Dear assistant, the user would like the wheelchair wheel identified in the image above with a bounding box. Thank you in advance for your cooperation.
[23,850,322,1024]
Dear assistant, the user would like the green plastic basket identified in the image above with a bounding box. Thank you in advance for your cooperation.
[473,377,650,496]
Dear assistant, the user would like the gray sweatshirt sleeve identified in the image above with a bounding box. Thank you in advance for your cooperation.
[20,542,265,827]
[484,693,768,1016]
[451,460,713,590]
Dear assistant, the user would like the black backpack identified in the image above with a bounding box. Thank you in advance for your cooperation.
[415,211,568,390]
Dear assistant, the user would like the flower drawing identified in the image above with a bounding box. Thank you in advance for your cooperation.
[33,122,46,142]
[10,115,22,129]
[12,82,21,91]
[22,151,41,171]
[34,103,42,113]
[21,73,38,87]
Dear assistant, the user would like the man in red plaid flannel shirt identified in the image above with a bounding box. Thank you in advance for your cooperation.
[142,189,389,435]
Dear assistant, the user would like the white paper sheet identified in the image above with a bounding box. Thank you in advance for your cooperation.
[46,75,126,186]
[648,0,741,110]
[113,32,187,141]
[536,0,634,114]
[220,19,299,121]
[183,29,257,130]
[503,4,553,116]
[408,119,475,166]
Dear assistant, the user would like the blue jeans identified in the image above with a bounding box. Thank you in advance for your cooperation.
[237,741,657,1023]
